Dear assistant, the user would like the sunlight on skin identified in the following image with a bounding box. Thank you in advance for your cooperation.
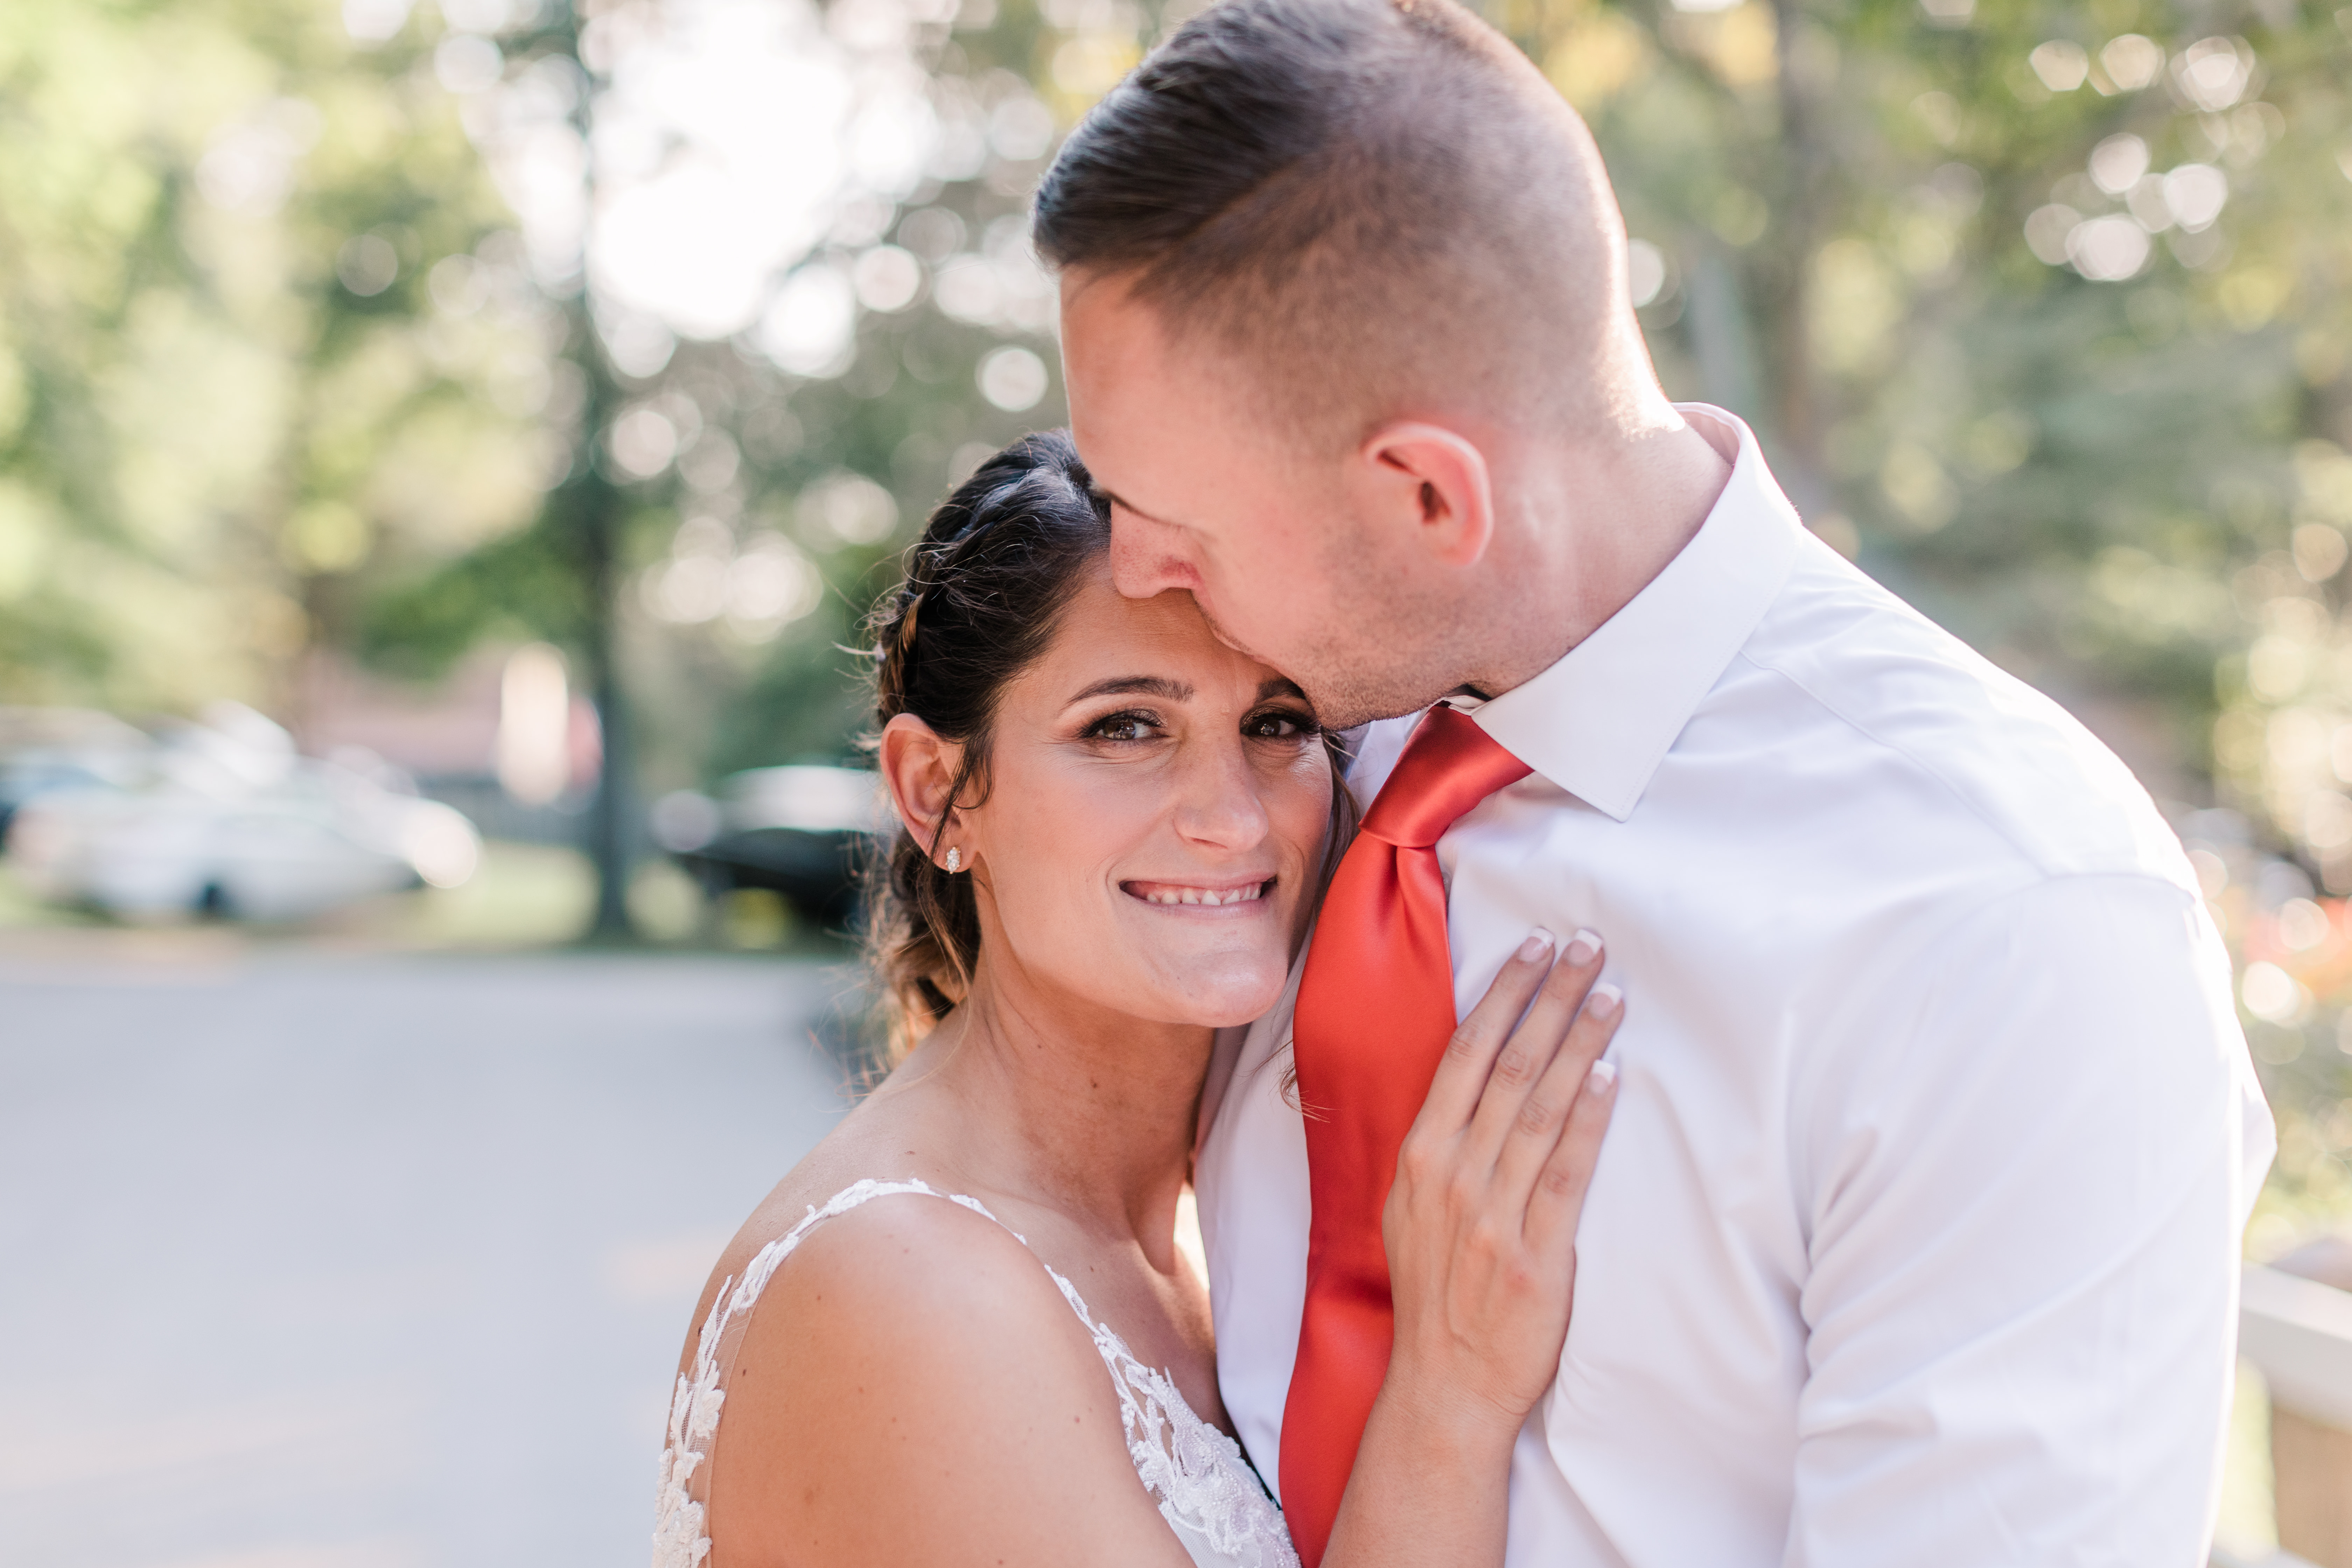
[1057,270,1456,730]
[687,568,1338,1562]
[881,561,1334,1032]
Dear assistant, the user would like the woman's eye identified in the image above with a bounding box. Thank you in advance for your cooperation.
[1085,712,1160,743]
[1245,709,1318,740]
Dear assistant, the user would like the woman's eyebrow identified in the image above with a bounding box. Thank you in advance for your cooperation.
[1258,677,1307,702]
[1065,675,1194,708]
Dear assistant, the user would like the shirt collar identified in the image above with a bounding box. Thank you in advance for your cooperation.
[1451,405,1802,822]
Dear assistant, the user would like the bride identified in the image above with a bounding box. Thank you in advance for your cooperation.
[653,432,1622,1568]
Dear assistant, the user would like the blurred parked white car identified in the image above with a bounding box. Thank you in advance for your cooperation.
[4,702,479,923]
[0,706,153,839]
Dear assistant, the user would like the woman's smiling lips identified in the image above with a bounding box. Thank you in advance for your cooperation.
[1121,877,1274,910]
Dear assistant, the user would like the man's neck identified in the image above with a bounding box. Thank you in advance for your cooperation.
[1462,414,1734,701]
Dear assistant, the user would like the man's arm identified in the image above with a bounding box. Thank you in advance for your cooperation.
[1789,873,2274,1565]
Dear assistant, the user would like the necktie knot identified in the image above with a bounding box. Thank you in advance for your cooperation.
[1359,706,1531,849]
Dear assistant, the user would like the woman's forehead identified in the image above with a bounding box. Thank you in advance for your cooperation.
[1032,565,1275,699]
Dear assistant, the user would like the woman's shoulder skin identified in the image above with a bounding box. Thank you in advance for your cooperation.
[700,1184,1197,1568]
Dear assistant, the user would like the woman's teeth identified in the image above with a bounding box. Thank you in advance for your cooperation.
[1139,883,1266,907]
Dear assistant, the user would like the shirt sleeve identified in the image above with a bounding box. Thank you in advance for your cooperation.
[1787,873,2275,1566]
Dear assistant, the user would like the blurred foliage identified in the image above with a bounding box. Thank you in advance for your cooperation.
[1486,0,2352,1200]
[5,0,2352,1181]
[0,0,552,715]
[1497,0,2352,789]
[550,0,1095,799]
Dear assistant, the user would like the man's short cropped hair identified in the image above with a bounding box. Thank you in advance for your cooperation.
[1034,0,1631,446]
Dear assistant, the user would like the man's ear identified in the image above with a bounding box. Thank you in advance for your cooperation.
[1354,423,1497,569]
[879,712,964,862]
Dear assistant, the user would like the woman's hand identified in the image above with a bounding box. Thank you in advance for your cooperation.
[1378,927,1621,1435]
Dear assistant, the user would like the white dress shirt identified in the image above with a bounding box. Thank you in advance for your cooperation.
[1195,406,2276,1566]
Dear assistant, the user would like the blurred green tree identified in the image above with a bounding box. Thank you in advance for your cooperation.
[444,0,2351,836]
[1494,0,2352,799]
[342,0,1090,930]
[8,0,2351,1002]
[0,0,553,718]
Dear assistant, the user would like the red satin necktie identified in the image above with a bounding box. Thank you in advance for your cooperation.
[1280,705,1532,1566]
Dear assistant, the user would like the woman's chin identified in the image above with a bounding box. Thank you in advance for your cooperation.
[1149,960,1290,1030]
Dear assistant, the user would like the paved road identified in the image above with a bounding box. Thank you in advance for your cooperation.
[0,940,856,1568]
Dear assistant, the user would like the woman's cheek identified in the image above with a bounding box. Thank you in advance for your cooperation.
[1271,755,1334,852]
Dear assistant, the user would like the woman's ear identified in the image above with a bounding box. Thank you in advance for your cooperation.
[879,713,964,860]
[1353,422,1497,568]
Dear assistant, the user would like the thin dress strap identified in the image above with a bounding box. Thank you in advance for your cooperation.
[650,1177,1297,1568]
[652,1178,1087,1568]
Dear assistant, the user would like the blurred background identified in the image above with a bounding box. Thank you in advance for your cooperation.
[2,0,2351,1562]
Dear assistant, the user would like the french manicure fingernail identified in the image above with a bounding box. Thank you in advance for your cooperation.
[1586,982,1622,1020]
[1564,929,1602,966]
[1518,928,1555,961]
[1587,1059,1617,1093]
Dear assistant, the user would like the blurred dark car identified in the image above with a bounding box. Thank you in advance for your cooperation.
[653,765,888,929]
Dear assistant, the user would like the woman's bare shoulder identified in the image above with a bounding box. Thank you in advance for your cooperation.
[727,1185,1102,1404]
[672,1099,943,1371]
[703,1190,1191,1568]
[756,1183,1072,1327]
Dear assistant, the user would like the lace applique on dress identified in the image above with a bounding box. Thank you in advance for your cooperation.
[1024,1223,1299,1568]
[651,1177,1298,1568]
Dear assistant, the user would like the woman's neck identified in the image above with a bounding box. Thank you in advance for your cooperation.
[894,957,1212,1260]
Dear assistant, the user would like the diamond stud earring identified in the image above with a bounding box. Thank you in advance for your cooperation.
[944,847,961,873]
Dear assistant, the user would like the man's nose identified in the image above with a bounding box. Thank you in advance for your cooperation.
[1108,511,1197,601]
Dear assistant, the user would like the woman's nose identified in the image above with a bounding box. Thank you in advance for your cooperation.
[1172,734,1270,849]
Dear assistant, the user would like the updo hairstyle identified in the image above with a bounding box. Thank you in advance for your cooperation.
[864,432,1112,1059]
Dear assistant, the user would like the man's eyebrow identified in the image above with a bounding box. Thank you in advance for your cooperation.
[1066,675,1194,707]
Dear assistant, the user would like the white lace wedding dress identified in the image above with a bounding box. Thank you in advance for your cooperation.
[651,1178,1299,1568]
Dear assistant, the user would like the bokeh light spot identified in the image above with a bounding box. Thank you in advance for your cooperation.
[2066,215,2151,282]
[2100,34,2164,91]
[337,233,400,296]
[977,346,1049,412]
[2028,40,2088,92]
[1626,239,1668,308]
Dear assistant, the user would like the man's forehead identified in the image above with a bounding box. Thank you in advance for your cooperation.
[1063,316,1200,500]
[1057,263,1132,315]
[1058,274,1295,538]
[1062,269,1243,399]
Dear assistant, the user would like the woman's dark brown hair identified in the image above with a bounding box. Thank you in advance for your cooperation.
[863,430,1356,1064]
[864,432,1114,1059]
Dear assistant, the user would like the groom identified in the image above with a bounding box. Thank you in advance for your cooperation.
[1039,0,2275,1562]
